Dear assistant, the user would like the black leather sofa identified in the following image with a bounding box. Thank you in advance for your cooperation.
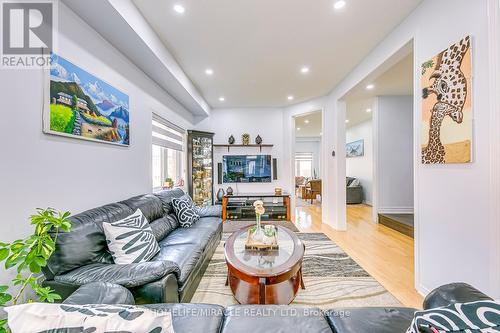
[61,281,494,333]
[41,188,223,304]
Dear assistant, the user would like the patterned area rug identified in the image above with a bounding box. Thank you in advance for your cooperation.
[192,233,401,309]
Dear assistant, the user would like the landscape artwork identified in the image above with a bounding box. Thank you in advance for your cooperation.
[45,53,130,145]
[421,36,472,164]
[346,139,364,158]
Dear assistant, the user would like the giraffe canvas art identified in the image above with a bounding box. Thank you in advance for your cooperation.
[421,36,472,164]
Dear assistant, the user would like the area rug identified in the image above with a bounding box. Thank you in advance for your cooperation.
[223,220,300,233]
[191,233,401,309]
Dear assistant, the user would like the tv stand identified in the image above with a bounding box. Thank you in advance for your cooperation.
[221,192,291,222]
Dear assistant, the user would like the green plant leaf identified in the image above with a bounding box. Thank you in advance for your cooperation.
[28,262,41,273]
[0,248,8,261]
[0,293,12,305]
[0,286,8,293]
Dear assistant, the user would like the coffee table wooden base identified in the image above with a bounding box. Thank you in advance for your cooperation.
[227,267,304,305]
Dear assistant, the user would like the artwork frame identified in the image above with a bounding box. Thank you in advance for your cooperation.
[44,53,130,146]
[346,139,364,158]
[421,36,472,164]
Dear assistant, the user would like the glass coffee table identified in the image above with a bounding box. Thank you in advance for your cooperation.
[224,224,305,304]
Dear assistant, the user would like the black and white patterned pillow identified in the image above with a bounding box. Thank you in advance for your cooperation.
[406,300,500,333]
[5,303,174,332]
[172,198,200,228]
[103,209,160,264]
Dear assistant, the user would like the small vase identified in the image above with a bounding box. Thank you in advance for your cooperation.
[252,214,263,241]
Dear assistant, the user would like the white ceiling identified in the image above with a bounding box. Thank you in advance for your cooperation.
[132,0,423,108]
[295,111,322,138]
[345,53,413,128]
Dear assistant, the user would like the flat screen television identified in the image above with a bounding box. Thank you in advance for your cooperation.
[223,155,272,183]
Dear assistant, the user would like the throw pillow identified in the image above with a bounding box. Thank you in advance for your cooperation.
[349,179,360,187]
[103,209,160,264]
[172,198,200,228]
[5,303,174,333]
[406,300,500,333]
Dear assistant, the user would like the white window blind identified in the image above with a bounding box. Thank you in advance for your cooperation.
[152,114,184,151]
[295,152,313,178]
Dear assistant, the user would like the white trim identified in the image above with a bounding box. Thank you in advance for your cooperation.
[487,0,500,298]
[372,97,380,223]
[378,207,414,214]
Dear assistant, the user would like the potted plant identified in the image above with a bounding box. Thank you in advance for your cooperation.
[164,177,174,189]
[0,208,71,333]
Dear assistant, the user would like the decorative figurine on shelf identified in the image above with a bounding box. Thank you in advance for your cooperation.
[228,135,235,145]
[255,135,263,145]
[163,177,174,189]
[216,188,225,201]
[242,133,250,145]
[252,200,265,241]
[226,186,234,195]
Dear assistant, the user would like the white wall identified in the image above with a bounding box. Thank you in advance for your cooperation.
[376,96,413,213]
[295,137,322,178]
[346,120,373,204]
[320,0,499,297]
[0,4,194,285]
[196,108,286,194]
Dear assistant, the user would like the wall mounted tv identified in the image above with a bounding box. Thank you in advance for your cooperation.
[223,155,272,183]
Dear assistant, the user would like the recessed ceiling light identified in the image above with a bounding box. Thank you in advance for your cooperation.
[333,0,346,10]
[287,95,294,100]
[205,68,213,75]
[173,4,185,14]
[366,84,375,90]
[300,66,310,74]
[345,119,350,123]
[304,119,310,124]
[320,132,323,136]
[219,97,225,102]
[297,127,301,131]
[366,108,372,113]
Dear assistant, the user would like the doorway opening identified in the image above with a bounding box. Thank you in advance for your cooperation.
[293,110,322,230]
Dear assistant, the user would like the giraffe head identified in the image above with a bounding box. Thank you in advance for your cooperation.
[422,36,470,125]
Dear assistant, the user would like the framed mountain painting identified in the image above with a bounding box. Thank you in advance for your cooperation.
[44,53,130,146]
[421,36,472,164]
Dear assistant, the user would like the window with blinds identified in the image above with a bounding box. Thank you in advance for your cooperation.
[152,114,185,190]
[295,152,314,178]
[152,114,184,151]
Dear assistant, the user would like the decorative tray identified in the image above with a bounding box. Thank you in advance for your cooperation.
[245,226,279,251]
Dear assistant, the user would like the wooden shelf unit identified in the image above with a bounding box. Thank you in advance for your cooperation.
[214,144,274,152]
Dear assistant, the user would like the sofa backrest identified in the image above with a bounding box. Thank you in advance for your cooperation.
[43,189,186,279]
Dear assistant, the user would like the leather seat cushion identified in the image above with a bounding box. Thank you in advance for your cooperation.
[152,243,203,285]
[119,194,164,223]
[326,307,416,333]
[223,305,332,333]
[54,261,180,288]
[63,282,135,305]
[159,225,216,249]
[145,303,224,333]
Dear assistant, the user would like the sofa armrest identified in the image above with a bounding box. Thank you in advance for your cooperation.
[423,282,493,310]
[63,282,135,305]
[131,272,179,304]
[196,205,222,218]
[54,261,181,288]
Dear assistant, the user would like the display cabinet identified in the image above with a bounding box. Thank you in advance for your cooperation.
[187,130,214,206]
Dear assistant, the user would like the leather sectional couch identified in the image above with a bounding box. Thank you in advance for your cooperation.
[62,281,495,333]
[41,188,222,304]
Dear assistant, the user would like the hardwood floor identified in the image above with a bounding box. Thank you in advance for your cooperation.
[294,201,423,309]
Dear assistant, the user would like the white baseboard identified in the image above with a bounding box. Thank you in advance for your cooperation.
[378,207,414,214]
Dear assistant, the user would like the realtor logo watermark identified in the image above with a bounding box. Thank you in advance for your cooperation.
[1,0,57,68]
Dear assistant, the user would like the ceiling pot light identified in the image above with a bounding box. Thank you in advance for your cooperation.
[320,132,323,136]
[345,119,350,123]
[304,119,310,124]
[366,84,375,90]
[334,0,346,10]
[205,68,214,75]
[366,108,372,113]
[219,97,225,102]
[297,127,301,131]
[287,95,294,100]
[300,67,310,74]
[173,4,185,14]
